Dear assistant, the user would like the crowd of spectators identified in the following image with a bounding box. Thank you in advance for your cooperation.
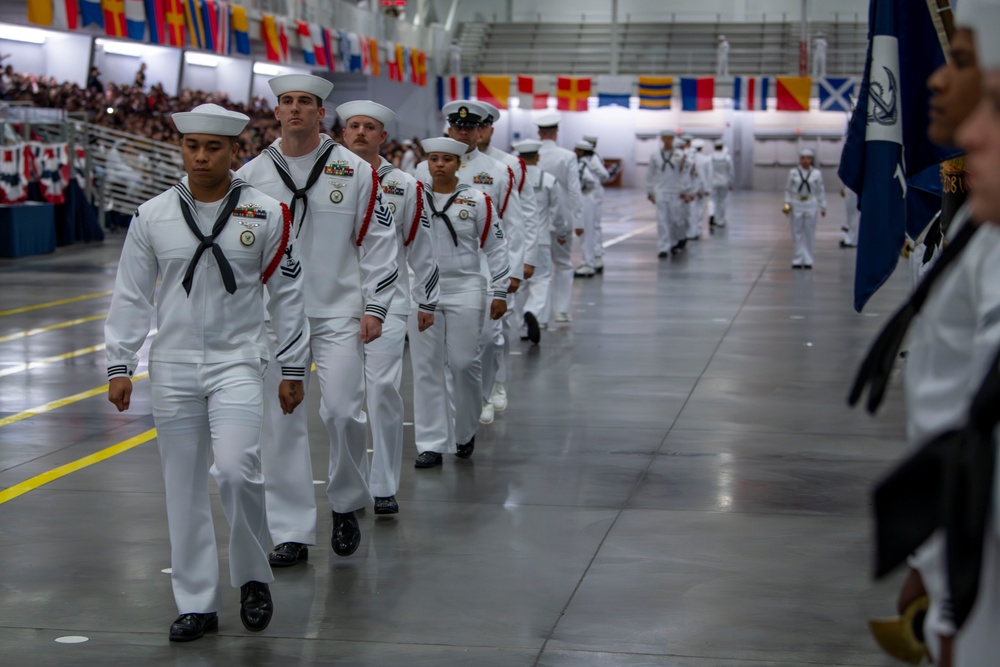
[0,64,425,169]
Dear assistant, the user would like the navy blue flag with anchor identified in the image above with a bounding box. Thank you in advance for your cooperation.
[839,0,961,312]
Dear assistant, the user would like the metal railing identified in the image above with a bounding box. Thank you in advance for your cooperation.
[76,122,184,227]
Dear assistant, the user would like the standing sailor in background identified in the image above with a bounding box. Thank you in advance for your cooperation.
[783,148,827,269]
[574,140,609,277]
[534,111,583,323]
[410,137,509,468]
[813,32,828,78]
[709,139,734,229]
[716,35,730,77]
[689,139,713,241]
[647,130,690,258]
[338,100,440,517]
[582,134,612,273]
[513,138,569,343]
[106,103,310,641]
[239,74,399,565]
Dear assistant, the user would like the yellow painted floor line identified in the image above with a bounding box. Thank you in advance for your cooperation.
[0,428,157,505]
[0,329,156,379]
[0,371,150,428]
[0,343,106,378]
[0,290,113,318]
[0,313,108,344]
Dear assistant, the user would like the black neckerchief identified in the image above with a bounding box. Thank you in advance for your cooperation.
[848,216,979,413]
[174,177,245,296]
[661,150,677,172]
[423,183,469,246]
[264,136,336,238]
[873,342,1000,630]
[796,167,812,194]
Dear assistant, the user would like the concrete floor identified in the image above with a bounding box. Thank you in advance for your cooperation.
[0,189,908,666]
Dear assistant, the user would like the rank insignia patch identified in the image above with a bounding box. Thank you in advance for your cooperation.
[473,172,494,185]
[233,204,268,220]
[324,161,355,177]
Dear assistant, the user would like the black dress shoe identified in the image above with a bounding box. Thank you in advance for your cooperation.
[169,612,218,642]
[658,251,669,258]
[239,581,272,632]
[414,451,443,468]
[792,264,803,269]
[709,216,716,226]
[455,436,475,459]
[803,264,813,270]
[331,510,361,556]
[524,311,540,345]
[374,496,399,514]
[268,542,308,567]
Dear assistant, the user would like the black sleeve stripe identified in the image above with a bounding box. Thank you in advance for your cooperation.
[419,303,436,313]
[375,268,398,294]
[276,331,303,359]
[281,367,307,376]
[366,304,389,318]
[107,365,129,378]
[492,266,510,282]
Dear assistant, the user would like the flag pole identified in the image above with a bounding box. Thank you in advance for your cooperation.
[926,1,966,239]
[799,0,809,76]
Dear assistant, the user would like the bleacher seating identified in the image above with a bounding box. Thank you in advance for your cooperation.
[465,20,867,76]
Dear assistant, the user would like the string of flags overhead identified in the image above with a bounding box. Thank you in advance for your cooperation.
[26,0,427,85]
[439,74,857,113]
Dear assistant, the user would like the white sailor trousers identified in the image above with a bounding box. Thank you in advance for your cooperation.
[549,235,574,317]
[843,188,860,245]
[654,194,681,252]
[593,188,605,258]
[409,289,484,453]
[480,296,506,403]
[150,359,274,615]
[689,193,707,238]
[710,185,729,225]
[310,316,370,514]
[523,239,554,323]
[363,313,407,498]
[262,323,317,546]
[581,190,601,267]
[789,203,819,266]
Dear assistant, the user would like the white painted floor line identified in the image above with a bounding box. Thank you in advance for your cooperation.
[602,223,657,248]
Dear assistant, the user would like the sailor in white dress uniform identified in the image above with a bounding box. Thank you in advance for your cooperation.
[238,74,399,564]
[410,137,510,468]
[783,148,827,269]
[105,104,310,641]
